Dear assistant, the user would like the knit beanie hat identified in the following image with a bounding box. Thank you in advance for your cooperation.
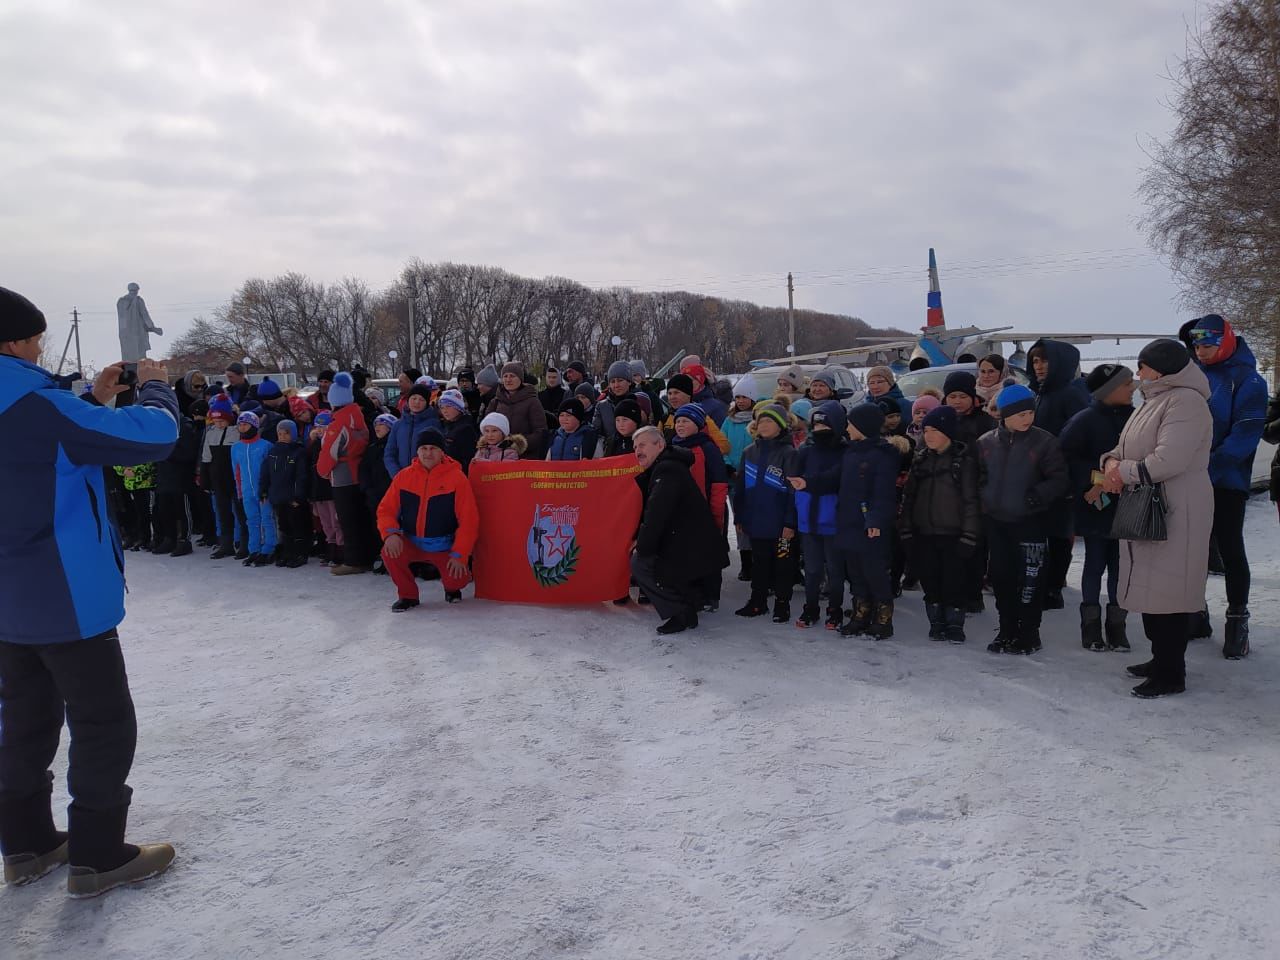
[911,393,941,416]
[314,410,334,428]
[922,405,958,440]
[873,397,899,419]
[415,428,446,451]
[790,398,812,424]
[613,398,644,428]
[755,403,789,434]
[500,361,525,381]
[317,368,336,382]
[674,403,707,429]
[328,372,355,407]
[777,365,804,392]
[1139,338,1192,376]
[190,398,210,419]
[847,401,886,438]
[667,373,695,397]
[256,377,282,399]
[276,420,298,442]
[365,387,386,406]
[407,383,434,403]
[373,413,398,431]
[237,411,260,429]
[0,287,47,342]
[733,374,760,400]
[438,388,467,413]
[865,365,895,386]
[567,360,590,379]
[226,361,247,376]
[809,369,838,392]
[455,366,475,383]
[810,399,847,435]
[685,364,709,388]
[942,371,978,399]
[574,382,597,402]
[239,399,261,414]
[402,367,423,382]
[607,360,632,382]
[995,382,1036,417]
[414,375,437,392]
[1086,363,1134,400]
[209,393,234,420]
[479,412,510,435]
[476,364,500,388]
[629,359,648,379]
[288,396,311,418]
[558,398,586,423]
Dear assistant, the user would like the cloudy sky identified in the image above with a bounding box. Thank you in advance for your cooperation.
[2,0,1203,368]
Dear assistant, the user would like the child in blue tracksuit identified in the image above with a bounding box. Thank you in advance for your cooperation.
[547,398,597,460]
[231,411,277,566]
[787,400,847,630]
[805,402,899,639]
[731,402,797,624]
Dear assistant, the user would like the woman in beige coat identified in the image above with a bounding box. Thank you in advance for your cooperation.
[1101,339,1212,698]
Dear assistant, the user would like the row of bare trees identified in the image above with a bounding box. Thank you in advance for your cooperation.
[167,263,899,379]
[1141,0,1280,371]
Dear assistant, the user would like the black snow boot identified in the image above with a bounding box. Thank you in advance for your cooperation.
[796,603,820,628]
[234,544,250,561]
[824,606,843,630]
[737,550,753,582]
[1131,677,1185,699]
[771,600,791,624]
[944,607,967,644]
[1043,588,1064,610]
[210,537,235,560]
[925,602,946,640]
[391,598,420,613]
[1007,627,1041,656]
[735,594,769,618]
[1104,604,1130,651]
[1223,606,1250,660]
[170,539,193,557]
[1126,660,1156,678]
[1190,609,1212,639]
[840,599,872,637]
[1080,603,1104,651]
[151,539,174,555]
[867,601,894,640]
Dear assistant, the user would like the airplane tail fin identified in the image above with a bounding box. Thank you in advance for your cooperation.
[926,248,945,329]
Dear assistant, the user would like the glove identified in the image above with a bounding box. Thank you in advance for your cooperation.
[957,539,976,560]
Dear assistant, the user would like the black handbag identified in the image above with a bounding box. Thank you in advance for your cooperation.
[1110,462,1168,541]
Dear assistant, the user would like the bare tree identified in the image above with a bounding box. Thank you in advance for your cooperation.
[1141,0,1280,370]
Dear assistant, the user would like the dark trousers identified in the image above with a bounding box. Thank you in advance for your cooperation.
[0,634,137,871]
[986,520,1048,632]
[1143,612,1190,684]
[1211,488,1250,607]
[153,491,189,544]
[631,553,699,621]
[212,488,239,546]
[841,534,891,603]
[1047,535,1073,592]
[801,533,843,610]
[332,484,374,567]
[274,503,312,560]
[231,496,249,548]
[912,534,966,608]
[191,485,215,541]
[748,537,794,605]
[1081,536,1120,606]
[128,489,155,545]
[963,535,988,603]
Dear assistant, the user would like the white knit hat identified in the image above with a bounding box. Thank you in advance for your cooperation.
[479,412,510,435]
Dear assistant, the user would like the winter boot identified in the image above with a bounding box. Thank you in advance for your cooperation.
[391,598,420,612]
[330,562,372,576]
[965,595,985,614]
[150,538,174,555]
[1190,608,1212,639]
[824,606,843,630]
[734,594,769,618]
[1007,626,1041,655]
[1080,603,1104,651]
[1126,660,1156,678]
[1043,588,1064,610]
[867,601,894,640]
[3,835,67,886]
[987,619,1017,654]
[169,539,192,558]
[241,553,259,567]
[234,544,250,561]
[326,543,342,567]
[840,599,872,637]
[1223,606,1251,660]
[273,547,288,567]
[1104,603,1130,651]
[771,600,791,624]
[210,537,235,560]
[796,603,820,628]
[944,606,967,644]
[737,550,753,582]
[657,614,690,635]
[66,844,176,899]
[1131,677,1185,699]
[925,602,946,640]
[445,590,462,604]
[251,553,272,567]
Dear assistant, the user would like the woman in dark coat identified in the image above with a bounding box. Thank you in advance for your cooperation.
[1058,364,1135,651]
[484,362,548,459]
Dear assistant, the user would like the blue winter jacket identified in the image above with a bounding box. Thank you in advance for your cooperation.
[786,433,846,536]
[548,424,598,461]
[732,436,796,539]
[0,357,178,645]
[231,435,272,501]
[721,411,754,472]
[1178,321,1268,491]
[384,407,440,477]
[809,437,898,544]
[692,385,729,427]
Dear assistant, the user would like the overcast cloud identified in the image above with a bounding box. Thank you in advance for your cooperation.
[1,0,1200,367]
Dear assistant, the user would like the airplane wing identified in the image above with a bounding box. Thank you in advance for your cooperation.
[750,340,920,367]
[992,332,1156,344]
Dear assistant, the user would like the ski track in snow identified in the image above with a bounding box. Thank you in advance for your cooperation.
[4,498,1280,959]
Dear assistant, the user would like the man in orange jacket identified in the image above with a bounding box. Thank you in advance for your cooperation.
[376,428,479,612]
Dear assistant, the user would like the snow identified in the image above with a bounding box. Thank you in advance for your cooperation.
[5,498,1280,960]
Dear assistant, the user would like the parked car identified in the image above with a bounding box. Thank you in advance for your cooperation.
[734,363,865,412]
[894,362,1030,401]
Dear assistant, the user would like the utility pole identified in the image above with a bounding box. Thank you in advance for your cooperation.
[406,276,418,371]
[56,307,83,377]
[787,272,796,356]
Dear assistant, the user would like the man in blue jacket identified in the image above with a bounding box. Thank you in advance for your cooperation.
[0,287,178,897]
[1179,314,1268,659]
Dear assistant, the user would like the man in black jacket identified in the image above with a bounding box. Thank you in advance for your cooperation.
[538,367,568,415]
[630,427,727,635]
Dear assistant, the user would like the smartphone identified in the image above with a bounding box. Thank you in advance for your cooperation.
[115,362,139,408]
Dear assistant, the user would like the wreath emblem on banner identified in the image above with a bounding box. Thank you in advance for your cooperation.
[527,504,581,588]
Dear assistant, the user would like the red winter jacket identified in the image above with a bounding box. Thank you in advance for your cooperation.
[317,403,369,488]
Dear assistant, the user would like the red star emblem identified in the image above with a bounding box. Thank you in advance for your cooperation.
[543,525,573,562]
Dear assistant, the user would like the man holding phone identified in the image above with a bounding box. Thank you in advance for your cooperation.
[0,286,180,897]
[1058,364,1136,652]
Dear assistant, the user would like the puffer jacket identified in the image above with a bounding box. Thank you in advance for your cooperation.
[976,424,1068,532]
[261,440,309,506]
[900,440,980,544]
[473,434,527,463]
[317,403,369,488]
[1027,339,1090,436]
[485,384,548,459]
[1177,318,1268,492]
[384,406,441,477]
[1058,400,1133,537]
[722,409,754,473]
[672,429,730,529]
[808,437,899,544]
[786,431,845,536]
[732,435,796,540]
[547,424,598,461]
[1103,362,1213,614]
[375,454,479,560]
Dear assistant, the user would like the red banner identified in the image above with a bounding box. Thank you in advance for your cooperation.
[469,455,643,604]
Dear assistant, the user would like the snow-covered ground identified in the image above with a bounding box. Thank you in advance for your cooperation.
[5,497,1279,960]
